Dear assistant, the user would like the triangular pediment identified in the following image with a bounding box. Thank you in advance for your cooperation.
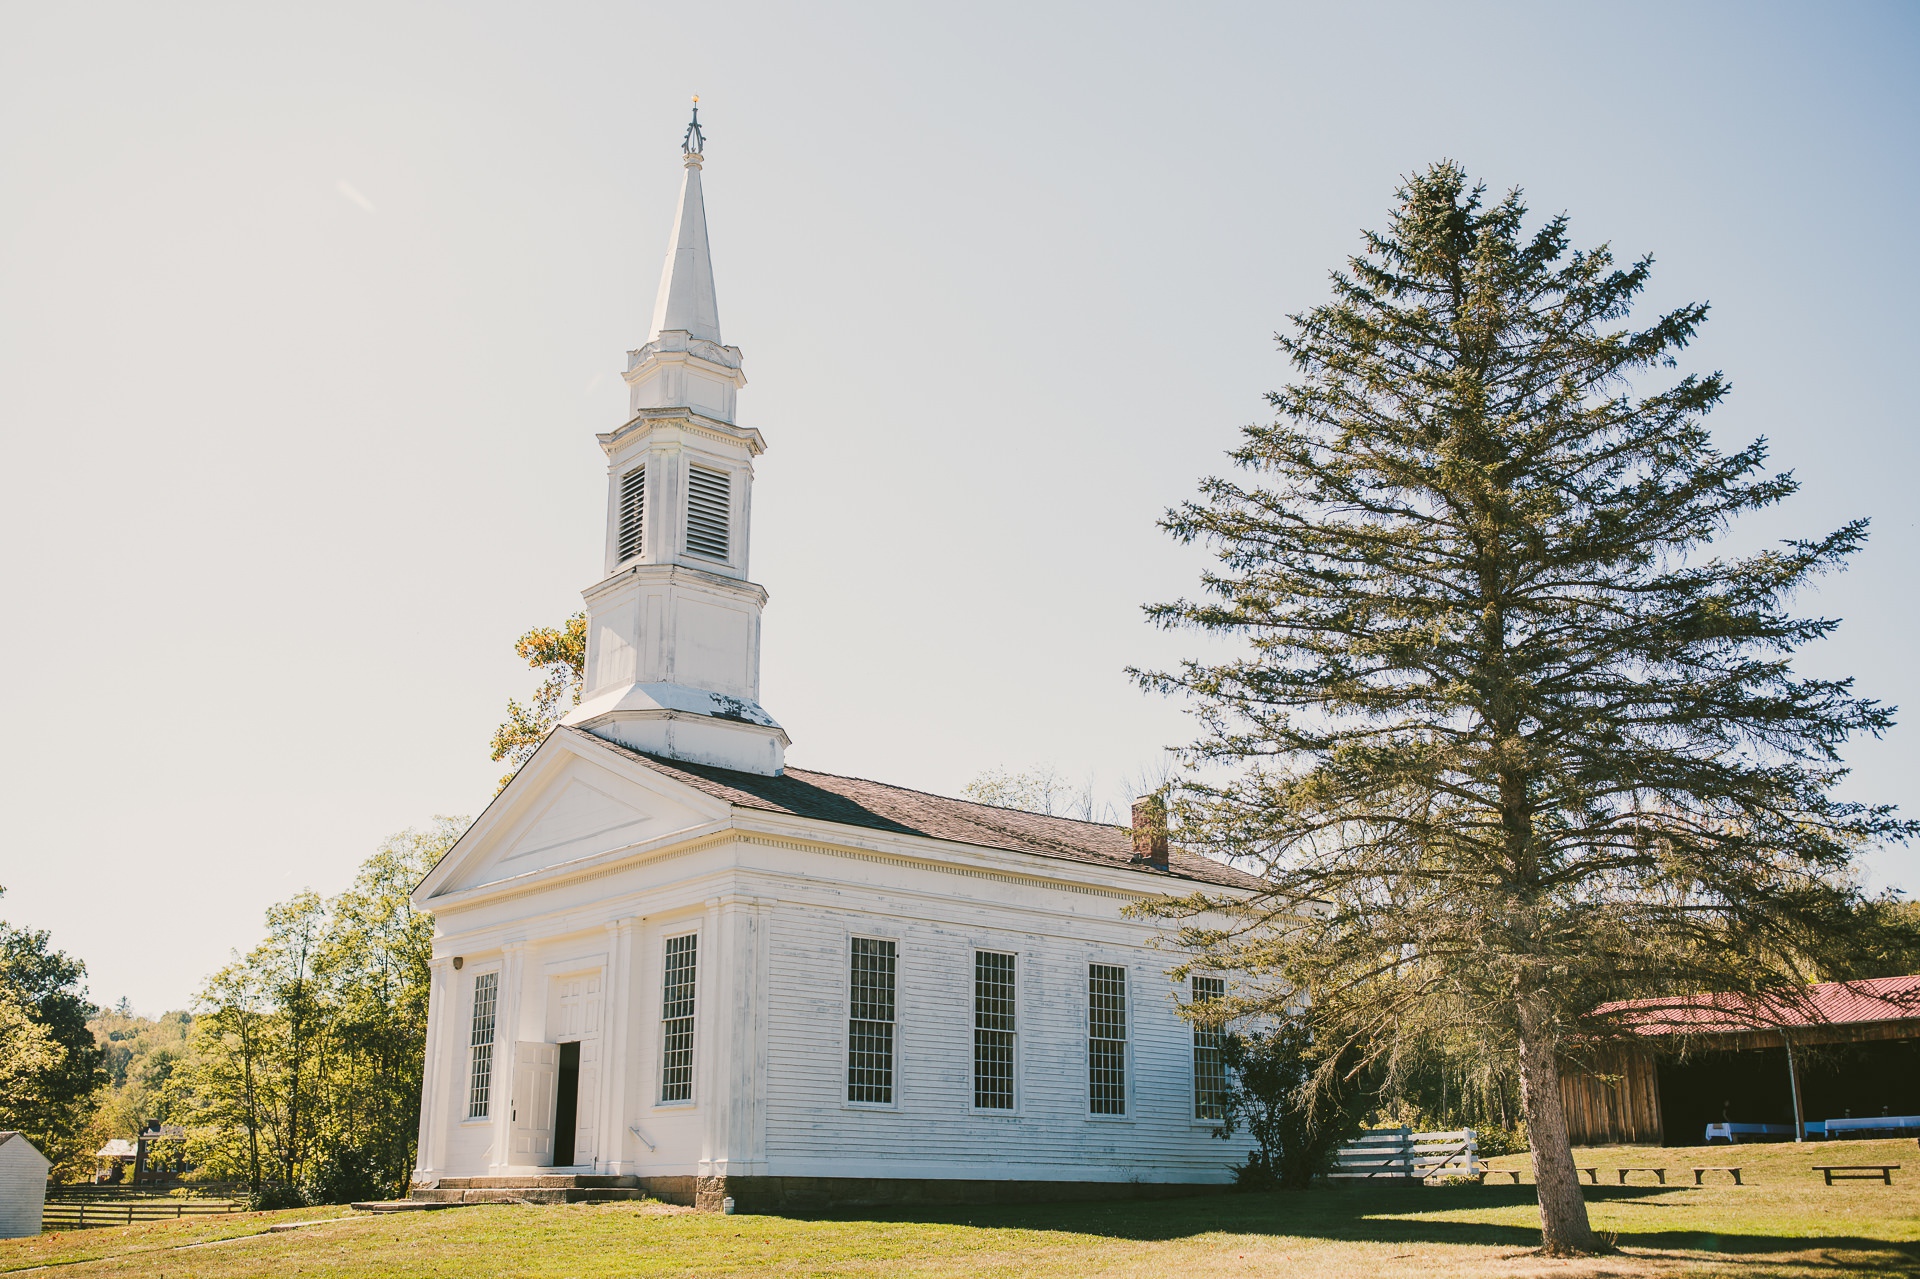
[421,731,731,900]
[502,776,650,866]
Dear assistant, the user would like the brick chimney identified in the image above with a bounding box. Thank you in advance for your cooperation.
[1131,796,1169,870]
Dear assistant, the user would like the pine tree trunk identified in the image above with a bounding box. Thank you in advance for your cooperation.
[1515,994,1598,1254]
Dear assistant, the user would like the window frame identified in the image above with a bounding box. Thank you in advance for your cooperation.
[1190,974,1229,1124]
[1085,960,1132,1120]
[657,930,699,1106]
[970,949,1019,1114]
[842,932,900,1110]
[462,967,502,1124]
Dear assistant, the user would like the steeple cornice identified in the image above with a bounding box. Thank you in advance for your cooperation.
[598,406,766,458]
[627,333,741,374]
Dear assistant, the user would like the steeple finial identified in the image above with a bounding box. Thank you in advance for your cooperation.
[681,96,705,167]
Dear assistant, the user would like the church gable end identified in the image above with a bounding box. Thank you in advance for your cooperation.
[501,776,652,868]
[424,737,730,899]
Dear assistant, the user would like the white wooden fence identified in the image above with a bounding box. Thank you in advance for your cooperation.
[1330,1128,1483,1180]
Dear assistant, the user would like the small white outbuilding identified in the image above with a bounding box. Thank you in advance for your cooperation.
[0,1132,50,1238]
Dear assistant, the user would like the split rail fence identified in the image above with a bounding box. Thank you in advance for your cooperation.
[41,1185,245,1231]
[1330,1128,1484,1180]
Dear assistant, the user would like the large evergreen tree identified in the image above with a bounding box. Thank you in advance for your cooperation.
[1136,162,1912,1253]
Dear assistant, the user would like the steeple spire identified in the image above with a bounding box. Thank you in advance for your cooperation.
[648,97,721,343]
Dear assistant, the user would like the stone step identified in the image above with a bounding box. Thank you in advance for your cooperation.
[432,1175,639,1190]
[409,1187,649,1206]
[351,1200,464,1213]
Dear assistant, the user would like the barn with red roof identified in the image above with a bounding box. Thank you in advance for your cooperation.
[1560,975,1920,1145]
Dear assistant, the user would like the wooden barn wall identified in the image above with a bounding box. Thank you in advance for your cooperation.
[1559,1046,1663,1146]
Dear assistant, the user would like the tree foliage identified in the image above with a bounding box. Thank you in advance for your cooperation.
[0,887,106,1177]
[490,614,587,788]
[165,821,458,1203]
[84,1007,193,1171]
[1134,162,1912,1253]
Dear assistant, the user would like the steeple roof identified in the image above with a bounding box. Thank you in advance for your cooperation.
[647,100,722,343]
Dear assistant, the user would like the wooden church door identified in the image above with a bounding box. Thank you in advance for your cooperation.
[508,1043,559,1165]
[547,972,603,1168]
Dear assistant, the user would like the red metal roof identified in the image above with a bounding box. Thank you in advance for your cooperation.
[1594,974,1920,1036]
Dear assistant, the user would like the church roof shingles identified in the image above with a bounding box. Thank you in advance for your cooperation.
[567,726,1260,892]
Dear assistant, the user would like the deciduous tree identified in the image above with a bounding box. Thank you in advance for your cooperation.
[167,820,459,1203]
[490,614,587,788]
[0,888,106,1176]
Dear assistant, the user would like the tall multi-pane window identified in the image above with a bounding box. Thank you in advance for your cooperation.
[660,934,698,1102]
[615,465,646,562]
[1088,964,1128,1115]
[466,971,499,1119]
[1191,975,1227,1121]
[973,951,1016,1110]
[846,937,897,1104]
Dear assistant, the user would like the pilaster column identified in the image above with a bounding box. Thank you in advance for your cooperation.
[489,942,527,1173]
[696,896,723,1177]
[415,956,454,1180]
[733,897,773,1175]
[599,917,637,1173]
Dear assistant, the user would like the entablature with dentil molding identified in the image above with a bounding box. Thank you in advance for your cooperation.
[598,406,766,458]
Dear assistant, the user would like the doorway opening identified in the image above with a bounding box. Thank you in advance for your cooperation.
[552,1041,581,1167]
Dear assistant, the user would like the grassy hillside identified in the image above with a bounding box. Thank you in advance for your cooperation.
[3,1140,1915,1277]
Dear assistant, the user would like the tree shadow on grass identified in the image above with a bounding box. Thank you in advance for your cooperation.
[792,1184,1920,1274]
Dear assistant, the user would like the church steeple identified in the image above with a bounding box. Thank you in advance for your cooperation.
[563,104,788,776]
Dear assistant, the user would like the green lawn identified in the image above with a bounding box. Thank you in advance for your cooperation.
[4,1140,1914,1278]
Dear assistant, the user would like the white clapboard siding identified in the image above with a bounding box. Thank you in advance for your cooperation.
[759,859,1249,1181]
[1330,1128,1482,1179]
[0,1133,49,1238]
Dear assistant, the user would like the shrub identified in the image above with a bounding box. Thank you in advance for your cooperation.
[301,1144,385,1205]
[247,1183,310,1212]
[1473,1124,1529,1158]
[1218,1020,1372,1189]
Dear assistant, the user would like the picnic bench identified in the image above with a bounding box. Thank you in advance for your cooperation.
[1576,1167,1599,1184]
[1616,1167,1668,1185]
[1813,1164,1899,1185]
[1692,1166,1744,1185]
[1480,1168,1523,1184]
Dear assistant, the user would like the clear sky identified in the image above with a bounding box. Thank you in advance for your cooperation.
[2,2,1915,1016]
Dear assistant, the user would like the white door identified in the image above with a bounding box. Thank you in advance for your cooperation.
[550,973,603,1167]
[510,1042,559,1164]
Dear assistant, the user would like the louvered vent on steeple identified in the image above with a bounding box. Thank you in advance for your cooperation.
[686,464,731,561]
[616,466,646,562]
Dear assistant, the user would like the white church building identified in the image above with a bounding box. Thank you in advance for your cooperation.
[408,108,1258,1211]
